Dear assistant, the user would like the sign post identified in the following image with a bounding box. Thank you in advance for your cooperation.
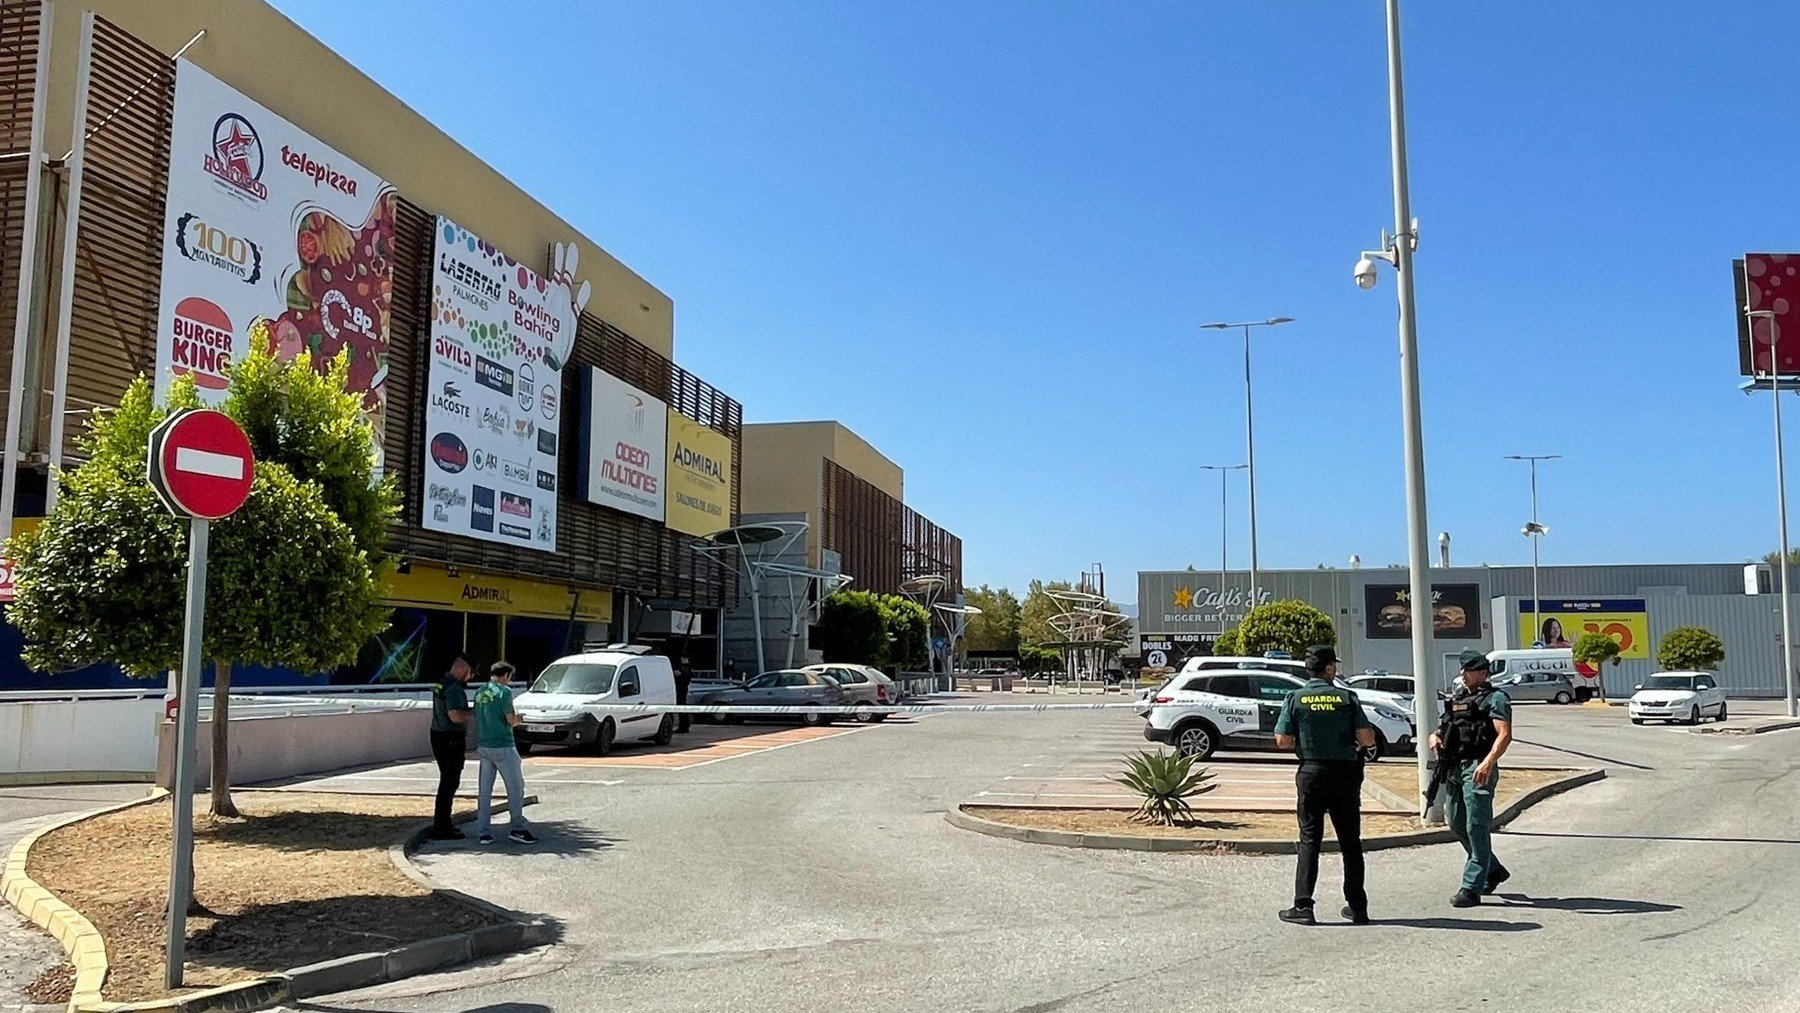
[146,409,254,990]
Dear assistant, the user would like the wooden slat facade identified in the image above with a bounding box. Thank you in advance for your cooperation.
[821,457,961,598]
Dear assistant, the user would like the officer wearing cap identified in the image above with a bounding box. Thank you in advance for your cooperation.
[1430,648,1515,906]
[1273,645,1377,925]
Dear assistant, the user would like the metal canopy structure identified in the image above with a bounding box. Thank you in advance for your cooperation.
[694,522,850,675]
[899,574,953,680]
[1046,587,1130,687]
[934,601,982,679]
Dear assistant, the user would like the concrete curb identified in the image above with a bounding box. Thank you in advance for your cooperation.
[0,788,163,1011]
[1,788,555,1012]
[947,768,1607,854]
[1692,718,1800,736]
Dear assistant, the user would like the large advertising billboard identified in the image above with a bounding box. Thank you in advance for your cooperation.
[1138,632,1217,671]
[1518,599,1649,659]
[1363,583,1482,640]
[664,412,733,537]
[155,61,395,446]
[576,367,667,522]
[419,217,578,552]
[1736,254,1800,377]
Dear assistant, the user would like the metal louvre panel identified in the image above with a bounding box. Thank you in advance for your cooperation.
[822,457,961,597]
[0,0,37,445]
[56,14,169,461]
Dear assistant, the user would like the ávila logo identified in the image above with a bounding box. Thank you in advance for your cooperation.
[204,113,267,200]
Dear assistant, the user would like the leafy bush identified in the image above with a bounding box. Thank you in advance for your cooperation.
[879,594,930,669]
[1213,626,1242,657]
[1572,632,1621,669]
[1114,749,1216,826]
[814,590,888,664]
[1657,626,1725,672]
[1236,600,1336,659]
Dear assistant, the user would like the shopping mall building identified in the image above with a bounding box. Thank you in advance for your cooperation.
[1137,561,1789,696]
[0,0,959,688]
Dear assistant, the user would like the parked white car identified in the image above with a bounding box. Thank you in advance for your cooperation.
[1143,668,1416,761]
[1628,672,1727,725]
[514,646,677,754]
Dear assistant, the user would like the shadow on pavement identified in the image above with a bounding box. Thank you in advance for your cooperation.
[299,1004,553,1013]
[1501,828,1800,846]
[416,818,619,858]
[1362,916,1542,932]
[1510,738,1654,771]
[1492,894,1680,914]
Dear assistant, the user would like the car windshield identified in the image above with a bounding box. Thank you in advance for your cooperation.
[530,662,616,695]
[1645,675,1696,691]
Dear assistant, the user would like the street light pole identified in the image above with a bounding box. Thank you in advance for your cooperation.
[1746,308,1796,717]
[1354,0,1435,817]
[1201,464,1248,635]
[1201,317,1293,600]
[1506,454,1559,646]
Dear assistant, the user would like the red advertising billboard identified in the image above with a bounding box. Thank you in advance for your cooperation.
[1736,254,1800,377]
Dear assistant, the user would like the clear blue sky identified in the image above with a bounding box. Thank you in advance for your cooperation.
[275,2,1790,604]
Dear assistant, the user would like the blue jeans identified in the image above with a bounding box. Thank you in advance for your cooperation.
[1442,759,1505,891]
[475,745,528,836]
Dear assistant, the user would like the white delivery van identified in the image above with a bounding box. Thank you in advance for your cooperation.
[513,645,677,755]
[1485,648,1594,699]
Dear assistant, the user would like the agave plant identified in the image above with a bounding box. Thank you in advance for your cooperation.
[1114,749,1216,827]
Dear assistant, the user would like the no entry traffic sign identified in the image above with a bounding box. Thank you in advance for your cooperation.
[147,409,254,520]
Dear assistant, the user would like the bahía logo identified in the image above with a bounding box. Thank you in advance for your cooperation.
[174,213,261,283]
[204,113,267,200]
[429,433,468,473]
[169,297,233,390]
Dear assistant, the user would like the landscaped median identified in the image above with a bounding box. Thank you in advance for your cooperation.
[949,766,1604,853]
[1,789,556,1011]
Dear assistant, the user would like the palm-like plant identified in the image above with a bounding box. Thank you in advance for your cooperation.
[1114,749,1216,826]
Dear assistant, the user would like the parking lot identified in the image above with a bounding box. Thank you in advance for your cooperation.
[270,693,1800,1012]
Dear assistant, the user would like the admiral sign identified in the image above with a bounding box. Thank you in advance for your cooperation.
[419,217,580,551]
[663,411,734,537]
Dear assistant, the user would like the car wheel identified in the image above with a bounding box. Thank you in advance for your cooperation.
[800,707,826,728]
[594,718,617,755]
[1358,729,1386,764]
[1717,702,1728,722]
[1553,691,1573,705]
[653,713,675,745]
[1687,705,1701,726]
[1173,721,1217,760]
[853,702,875,723]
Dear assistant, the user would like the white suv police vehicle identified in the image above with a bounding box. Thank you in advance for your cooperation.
[1137,655,1415,716]
[1143,668,1416,761]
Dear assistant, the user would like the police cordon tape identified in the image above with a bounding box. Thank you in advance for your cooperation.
[518,701,1149,717]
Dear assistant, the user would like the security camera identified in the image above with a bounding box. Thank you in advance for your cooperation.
[1354,257,1379,290]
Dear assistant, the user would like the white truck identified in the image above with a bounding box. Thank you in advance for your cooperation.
[1484,647,1596,700]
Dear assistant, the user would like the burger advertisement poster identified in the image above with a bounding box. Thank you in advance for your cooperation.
[1363,583,1481,640]
[154,61,395,452]
[420,217,581,552]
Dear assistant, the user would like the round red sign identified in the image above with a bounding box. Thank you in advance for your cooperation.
[148,409,255,520]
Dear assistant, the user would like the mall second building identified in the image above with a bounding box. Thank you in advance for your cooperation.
[0,0,959,688]
[1138,562,1789,696]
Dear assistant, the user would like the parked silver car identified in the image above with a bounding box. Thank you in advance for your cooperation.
[804,664,890,721]
[1492,670,1578,704]
[691,669,844,726]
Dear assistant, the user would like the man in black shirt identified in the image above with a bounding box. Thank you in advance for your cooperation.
[426,654,473,841]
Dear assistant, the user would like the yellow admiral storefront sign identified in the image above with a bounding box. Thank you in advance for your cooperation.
[384,562,612,622]
[664,412,734,538]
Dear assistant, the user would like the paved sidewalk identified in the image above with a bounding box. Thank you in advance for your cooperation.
[0,785,151,1013]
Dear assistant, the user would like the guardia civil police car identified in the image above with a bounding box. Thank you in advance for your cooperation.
[1142,667,1416,761]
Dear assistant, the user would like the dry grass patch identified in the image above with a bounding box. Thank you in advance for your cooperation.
[968,806,1427,840]
[1364,763,1575,812]
[25,791,498,1003]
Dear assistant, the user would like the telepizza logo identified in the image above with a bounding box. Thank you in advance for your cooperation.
[279,144,358,196]
[169,297,233,390]
[204,113,267,200]
[174,213,262,283]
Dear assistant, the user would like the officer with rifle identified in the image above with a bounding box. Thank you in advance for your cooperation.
[1428,648,1515,907]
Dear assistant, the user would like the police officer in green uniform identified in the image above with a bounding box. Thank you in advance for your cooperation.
[1273,646,1377,925]
[1430,648,1515,906]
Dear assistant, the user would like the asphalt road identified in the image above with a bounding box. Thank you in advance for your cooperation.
[294,702,1800,1013]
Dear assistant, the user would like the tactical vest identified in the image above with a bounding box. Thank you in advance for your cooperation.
[1446,684,1500,762]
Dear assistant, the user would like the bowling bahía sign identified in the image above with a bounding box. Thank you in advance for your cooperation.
[155,61,395,445]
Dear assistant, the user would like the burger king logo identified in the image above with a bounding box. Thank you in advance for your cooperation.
[169,297,234,390]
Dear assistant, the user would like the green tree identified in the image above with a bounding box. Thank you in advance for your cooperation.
[962,585,1021,653]
[1763,549,1800,568]
[1018,580,1071,649]
[1213,626,1243,657]
[6,350,394,817]
[1019,643,1061,673]
[879,594,930,670]
[1657,626,1725,672]
[1572,631,1622,701]
[1235,600,1336,659]
[814,590,888,664]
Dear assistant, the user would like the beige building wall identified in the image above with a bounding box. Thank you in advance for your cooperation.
[739,421,904,567]
[39,0,674,356]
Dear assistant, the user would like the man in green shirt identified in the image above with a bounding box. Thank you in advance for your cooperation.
[1273,645,1377,926]
[1431,649,1514,906]
[473,662,536,846]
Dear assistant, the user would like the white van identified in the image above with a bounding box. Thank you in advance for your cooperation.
[1485,648,1593,697]
[513,646,677,755]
